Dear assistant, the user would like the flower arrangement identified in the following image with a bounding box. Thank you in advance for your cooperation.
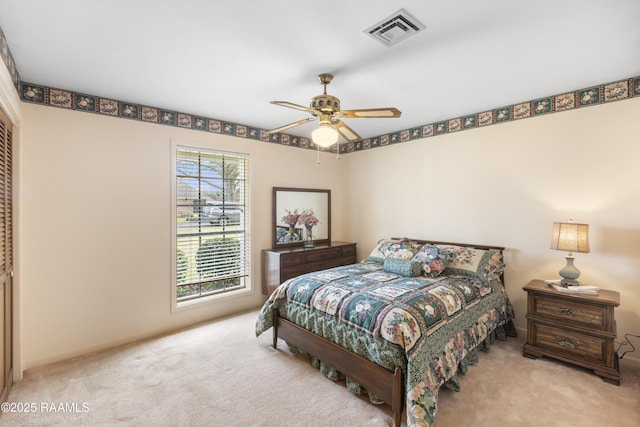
[298,209,319,230]
[281,209,300,227]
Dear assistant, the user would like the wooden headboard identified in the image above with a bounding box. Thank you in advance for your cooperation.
[405,238,505,253]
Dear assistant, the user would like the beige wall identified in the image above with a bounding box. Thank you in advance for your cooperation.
[7,69,640,369]
[20,103,348,368]
[342,97,640,365]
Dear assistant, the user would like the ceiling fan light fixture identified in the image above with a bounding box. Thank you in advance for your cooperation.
[269,73,400,144]
[312,125,339,148]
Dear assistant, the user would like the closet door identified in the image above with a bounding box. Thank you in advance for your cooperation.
[0,107,13,404]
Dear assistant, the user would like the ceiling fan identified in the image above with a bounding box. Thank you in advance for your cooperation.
[267,73,401,147]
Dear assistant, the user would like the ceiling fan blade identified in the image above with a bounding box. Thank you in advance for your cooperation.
[267,117,316,134]
[270,101,315,114]
[332,120,361,142]
[339,107,401,119]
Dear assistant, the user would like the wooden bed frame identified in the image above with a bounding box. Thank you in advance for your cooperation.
[273,312,404,426]
[270,240,509,427]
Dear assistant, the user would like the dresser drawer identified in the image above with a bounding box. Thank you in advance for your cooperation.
[341,245,356,257]
[533,294,607,330]
[534,323,606,364]
[305,247,342,263]
[262,242,357,296]
[281,253,304,267]
[281,265,311,282]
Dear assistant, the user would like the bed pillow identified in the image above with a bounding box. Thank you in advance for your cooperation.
[437,245,504,284]
[410,244,447,277]
[365,238,422,263]
[383,258,423,277]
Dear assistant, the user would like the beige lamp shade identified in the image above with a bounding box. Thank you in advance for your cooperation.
[550,221,590,254]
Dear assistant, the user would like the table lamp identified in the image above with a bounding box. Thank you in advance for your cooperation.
[550,220,590,286]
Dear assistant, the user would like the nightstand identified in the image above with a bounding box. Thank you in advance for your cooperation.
[522,279,620,385]
[261,242,357,296]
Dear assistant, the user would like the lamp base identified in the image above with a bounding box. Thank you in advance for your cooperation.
[559,255,581,286]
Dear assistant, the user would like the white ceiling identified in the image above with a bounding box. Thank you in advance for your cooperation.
[1,0,638,141]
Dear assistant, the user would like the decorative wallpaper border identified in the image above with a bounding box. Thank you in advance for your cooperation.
[2,24,639,154]
[19,81,317,147]
[0,26,22,94]
[344,76,640,154]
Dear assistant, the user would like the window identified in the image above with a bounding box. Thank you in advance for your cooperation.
[174,147,250,304]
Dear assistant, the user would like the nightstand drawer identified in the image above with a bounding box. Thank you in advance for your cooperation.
[534,323,606,364]
[533,294,607,330]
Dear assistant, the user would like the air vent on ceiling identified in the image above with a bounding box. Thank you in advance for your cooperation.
[364,8,426,47]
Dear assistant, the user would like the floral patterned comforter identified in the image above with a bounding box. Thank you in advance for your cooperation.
[256,260,514,427]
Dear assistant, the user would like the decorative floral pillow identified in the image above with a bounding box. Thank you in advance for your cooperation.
[366,238,422,262]
[437,245,505,284]
[411,244,447,277]
[383,258,423,277]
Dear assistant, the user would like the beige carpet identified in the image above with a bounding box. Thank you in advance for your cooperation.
[2,309,639,426]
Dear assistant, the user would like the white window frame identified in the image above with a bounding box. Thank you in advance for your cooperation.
[170,140,252,312]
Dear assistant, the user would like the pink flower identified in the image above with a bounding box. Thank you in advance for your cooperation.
[281,209,300,226]
[297,209,319,229]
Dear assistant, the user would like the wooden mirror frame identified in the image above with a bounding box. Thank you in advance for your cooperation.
[272,187,331,248]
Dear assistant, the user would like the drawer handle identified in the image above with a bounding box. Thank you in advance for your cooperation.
[560,308,575,317]
[555,336,580,349]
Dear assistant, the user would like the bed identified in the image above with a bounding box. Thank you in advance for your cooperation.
[256,238,516,427]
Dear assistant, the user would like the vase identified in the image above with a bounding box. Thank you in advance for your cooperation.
[304,227,315,248]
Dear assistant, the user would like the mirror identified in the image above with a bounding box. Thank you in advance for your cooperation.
[272,187,331,248]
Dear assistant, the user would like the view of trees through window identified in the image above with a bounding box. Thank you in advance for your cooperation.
[175,148,249,301]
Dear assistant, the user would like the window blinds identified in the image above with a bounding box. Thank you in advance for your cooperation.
[175,148,249,301]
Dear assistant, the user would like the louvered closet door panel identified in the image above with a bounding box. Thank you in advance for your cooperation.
[6,125,11,272]
[0,107,13,405]
[2,118,10,273]
[0,118,5,275]
[0,279,4,400]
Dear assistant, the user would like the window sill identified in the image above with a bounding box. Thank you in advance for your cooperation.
[172,286,254,313]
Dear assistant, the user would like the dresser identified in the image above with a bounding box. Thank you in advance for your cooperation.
[261,241,357,296]
[522,279,620,385]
